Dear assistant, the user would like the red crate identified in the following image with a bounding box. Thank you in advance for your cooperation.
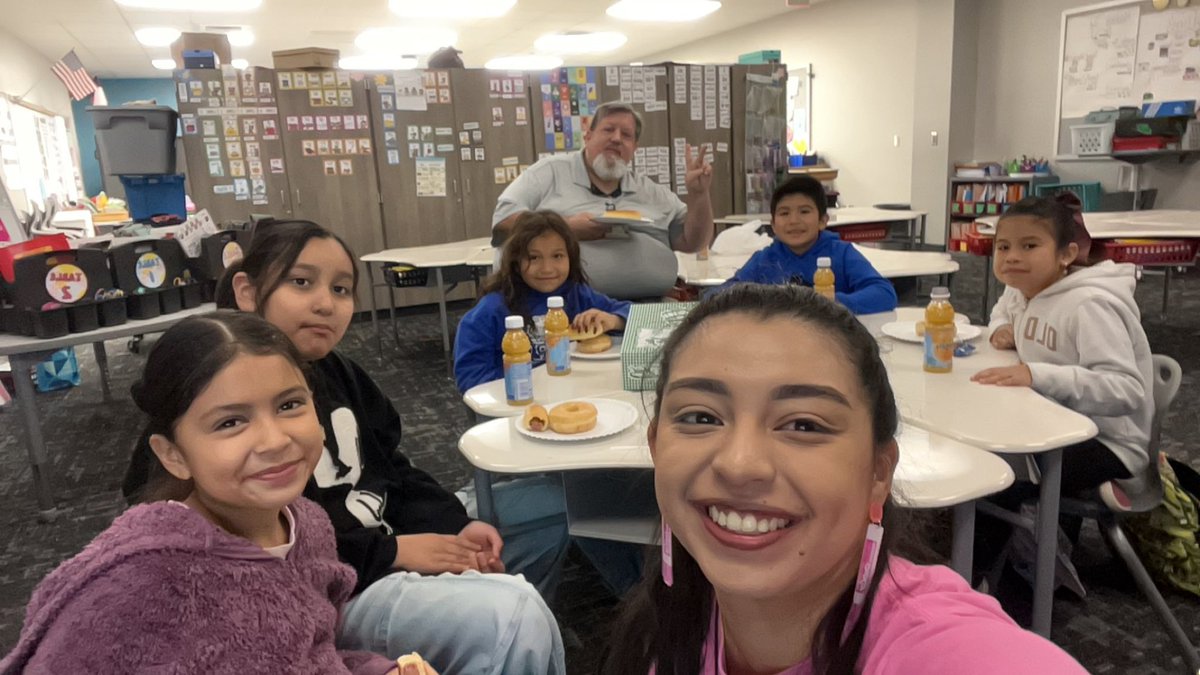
[1099,239,1200,266]
[836,222,889,242]
[1111,136,1174,152]
[965,231,993,256]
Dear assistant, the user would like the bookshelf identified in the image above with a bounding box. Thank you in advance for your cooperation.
[945,174,1058,253]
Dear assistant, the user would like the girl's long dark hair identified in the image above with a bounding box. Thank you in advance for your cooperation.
[602,284,906,675]
[479,211,587,322]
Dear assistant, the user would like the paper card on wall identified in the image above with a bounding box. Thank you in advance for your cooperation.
[307,73,322,88]
[208,160,224,177]
[423,142,435,156]
[515,78,525,95]
[406,125,419,141]
[190,81,204,98]
[502,156,519,166]
[336,71,350,87]
[339,159,353,175]
[472,129,483,142]
[415,157,447,196]
[242,118,257,136]
[383,113,396,129]
[436,143,454,153]
[203,120,217,136]
[213,184,234,194]
[645,101,667,112]
[177,82,189,103]
[301,115,315,131]
[252,179,267,204]
[309,89,324,106]
[408,142,421,159]
[419,125,433,139]
[262,119,278,139]
[346,139,358,154]
[279,72,293,90]
[458,131,470,145]
[330,115,343,131]
[606,66,619,86]
[381,94,395,111]
[474,147,485,161]
[233,179,249,200]
[226,141,243,159]
[388,149,401,165]
[205,144,221,160]
[438,88,451,104]
[515,106,528,125]
[246,142,261,159]
[394,71,428,111]
[316,116,329,131]
[223,118,239,137]
[323,159,337,176]
[425,89,438,103]
[437,71,449,87]
[461,147,472,161]
[489,79,501,98]
[321,71,336,87]
[502,79,513,97]
[360,138,371,154]
[384,130,399,147]
[494,167,507,184]
[346,114,358,130]
[230,160,246,177]
[249,160,263,177]
[716,142,728,153]
[180,114,197,135]
[270,158,285,173]
[504,165,518,182]
[463,121,480,131]
[435,127,452,137]
[491,107,504,126]
[323,90,339,106]
[331,139,344,154]
[302,140,316,156]
[317,139,330,155]
[259,82,273,98]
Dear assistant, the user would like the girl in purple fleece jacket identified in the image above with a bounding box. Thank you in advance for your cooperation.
[1,312,405,674]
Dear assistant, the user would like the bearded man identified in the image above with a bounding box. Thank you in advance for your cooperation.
[491,101,714,299]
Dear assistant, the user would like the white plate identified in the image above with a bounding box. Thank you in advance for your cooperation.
[594,215,654,226]
[515,398,639,442]
[570,335,622,360]
[880,320,982,343]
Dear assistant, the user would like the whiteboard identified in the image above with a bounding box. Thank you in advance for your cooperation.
[1054,0,1200,158]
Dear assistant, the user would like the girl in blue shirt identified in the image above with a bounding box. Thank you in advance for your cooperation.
[715,176,897,315]
[455,210,632,392]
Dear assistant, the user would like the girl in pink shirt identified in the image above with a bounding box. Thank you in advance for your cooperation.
[602,284,1087,675]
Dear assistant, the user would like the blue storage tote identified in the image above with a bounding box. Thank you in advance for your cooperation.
[119,174,186,221]
[1033,182,1102,212]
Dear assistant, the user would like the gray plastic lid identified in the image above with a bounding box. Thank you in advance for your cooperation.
[931,286,950,299]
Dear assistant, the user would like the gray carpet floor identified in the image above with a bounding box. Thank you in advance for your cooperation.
[1,253,1198,673]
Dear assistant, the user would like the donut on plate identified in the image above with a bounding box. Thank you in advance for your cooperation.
[576,334,612,354]
[549,401,598,434]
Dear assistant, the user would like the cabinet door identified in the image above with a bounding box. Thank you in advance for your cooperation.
[275,69,386,309]
[666,63,734,219]
[176,66,293,222]
[451,70,537,239]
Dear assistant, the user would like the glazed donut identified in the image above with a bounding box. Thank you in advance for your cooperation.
[549,401,598,434]
[576,334,613,354]
[395,652,436,675]
[567,328,601,341]
[523,404,549,432]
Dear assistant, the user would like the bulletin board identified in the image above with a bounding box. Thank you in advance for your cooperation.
[787,64,813,156]
[1054,0,1200,157]
[0,95,80,215]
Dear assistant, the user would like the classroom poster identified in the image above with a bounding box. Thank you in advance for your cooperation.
[540,67,599,151]
[415,157,447,196]
[1061,5,1138,118]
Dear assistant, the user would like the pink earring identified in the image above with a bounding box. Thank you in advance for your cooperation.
[841,502,884,643]
[661,519,674,587]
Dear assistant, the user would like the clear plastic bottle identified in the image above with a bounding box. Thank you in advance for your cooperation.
[502,315,534,405]
[814,256,836,300]
[544,296,571,377]
[923,287,956,374]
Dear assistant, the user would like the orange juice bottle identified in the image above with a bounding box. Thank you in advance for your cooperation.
[923,287,956,374]
[814,256,836,300]
[502,315,534,405]
[544,296,571,377]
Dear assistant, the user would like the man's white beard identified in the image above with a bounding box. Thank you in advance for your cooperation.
[591,151,629,182]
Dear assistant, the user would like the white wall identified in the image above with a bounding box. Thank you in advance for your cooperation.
[974,0,1200,210]
[636,0,920,211]
[0,27,74,120]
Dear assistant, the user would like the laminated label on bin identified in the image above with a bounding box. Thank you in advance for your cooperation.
[620,301,698,391]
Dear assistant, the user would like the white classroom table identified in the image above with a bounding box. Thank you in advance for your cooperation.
[715,206,929,246]
[0,303,216,520]
[676,245,960,287]
[462,306,1095,638]
[360,237,493,361]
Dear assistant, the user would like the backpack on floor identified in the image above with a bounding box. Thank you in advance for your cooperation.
[1126,453,1200,597]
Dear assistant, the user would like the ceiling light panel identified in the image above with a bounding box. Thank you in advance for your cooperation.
[151,58,178,70]
[355,27,458,56]
[225,28,254,46]
[485,54,563,71]
[339,54,419,71]
[534,31,627,54]
[389,0,517,19]
[117,0,262,10]
[606,0,721,22]
[135,27,182,47]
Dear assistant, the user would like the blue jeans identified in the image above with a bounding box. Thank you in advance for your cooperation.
[338,570,565,675]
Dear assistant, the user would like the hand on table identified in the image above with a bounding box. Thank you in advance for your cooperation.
[971,363,1032,387]
[565,212,612,241]
[990,324,1016,350]
[684,143,713,195]
[572,309,623,335]
[393,533,484,574]
[458,521,506,573]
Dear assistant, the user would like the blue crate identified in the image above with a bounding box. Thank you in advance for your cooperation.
[119,174,186,221]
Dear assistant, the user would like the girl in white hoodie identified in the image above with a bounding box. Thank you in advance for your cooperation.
[972,196,1153,499]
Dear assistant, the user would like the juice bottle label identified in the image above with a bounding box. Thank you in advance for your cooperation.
[546,335,570,374]
[923,325,955,371]
[504,361,533,402]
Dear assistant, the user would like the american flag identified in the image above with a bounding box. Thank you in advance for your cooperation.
[51,50,97,101]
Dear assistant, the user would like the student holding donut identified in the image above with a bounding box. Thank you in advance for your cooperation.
[454,210,631,393]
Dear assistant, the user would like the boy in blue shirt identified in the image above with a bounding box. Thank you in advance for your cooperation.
[715,176,897,314]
